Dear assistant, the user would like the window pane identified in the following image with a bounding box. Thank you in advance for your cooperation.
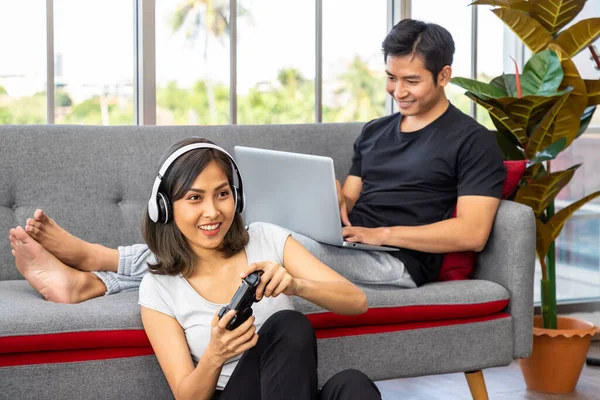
[237,0,314,124]
[412,0,472,116]
[54,0,134,125]
[475,5,507,129]
[322,0,387,122]
[156,0,230,125]
[532,136,600,303]
[0,1,47,124]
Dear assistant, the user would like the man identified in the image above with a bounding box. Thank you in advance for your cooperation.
[9,19,505,303]
[337,18,505,286]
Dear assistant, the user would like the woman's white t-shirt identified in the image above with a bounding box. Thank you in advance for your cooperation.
[138,222,295,390]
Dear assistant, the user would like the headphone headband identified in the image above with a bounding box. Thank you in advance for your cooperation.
[147,142,245,223]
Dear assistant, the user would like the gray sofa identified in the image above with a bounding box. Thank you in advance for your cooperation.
[0,124,536,399]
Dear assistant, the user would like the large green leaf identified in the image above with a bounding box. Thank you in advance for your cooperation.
[549,44,588,148]
[536,191,600,261]
[585,79,600,107]
[466,92,529,147]
[470,0,530,12]
[493,8,553,53]
[490,74,519,97]
[577,106,597,138]
[555,18,600,58]
[528,138,567,165]
[494,93,568,132]
[514,165,580,215]
[526,92,571,159]
[520,49,564,96]
[495,130,526,160]
[530,0,587,35]
[451,77,507,99]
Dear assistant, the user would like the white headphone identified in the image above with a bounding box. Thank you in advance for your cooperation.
[147,143,245,224]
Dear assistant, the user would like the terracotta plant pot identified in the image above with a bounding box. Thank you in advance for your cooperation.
[519,316,600,394]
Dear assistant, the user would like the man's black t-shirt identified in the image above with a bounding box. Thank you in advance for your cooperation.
[348,103,506,286]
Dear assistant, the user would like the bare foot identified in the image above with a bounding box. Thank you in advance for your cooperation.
[10,226,106,304]
[25,209,118,272]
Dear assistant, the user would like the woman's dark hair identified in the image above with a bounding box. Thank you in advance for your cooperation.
[142,137,249,277]
[382,19,455,84]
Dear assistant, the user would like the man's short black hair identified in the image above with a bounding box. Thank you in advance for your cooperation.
[382,19,455,83]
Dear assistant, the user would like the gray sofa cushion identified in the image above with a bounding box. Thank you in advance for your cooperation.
[0,278,508,340]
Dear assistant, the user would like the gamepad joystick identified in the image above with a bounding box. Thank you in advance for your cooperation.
[218,271,263,330]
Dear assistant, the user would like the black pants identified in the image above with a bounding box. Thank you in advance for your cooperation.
[213,310,381,400]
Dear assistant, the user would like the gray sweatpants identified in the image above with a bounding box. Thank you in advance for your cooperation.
[93,232,416,295]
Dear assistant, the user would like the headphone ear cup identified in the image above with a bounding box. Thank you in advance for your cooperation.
[234,186,244,214]
[157,192,173,224]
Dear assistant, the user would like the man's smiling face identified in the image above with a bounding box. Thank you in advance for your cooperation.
[385,54,450,118]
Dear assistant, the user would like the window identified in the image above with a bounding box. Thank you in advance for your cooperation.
[533,138,600,303]
[155,0,230,125]
[322,0,387,123]
[237,0,315,124]
[475,5,507,129]
[0,1,47,124]
[53,0,135,125]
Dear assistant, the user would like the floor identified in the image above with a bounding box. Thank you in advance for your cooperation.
[374,342,600,399]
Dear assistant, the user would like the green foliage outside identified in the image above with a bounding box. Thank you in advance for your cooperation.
[0,55,388,126]
[0,92,46,124]
[62,97,134,125]
[55,90,73,108]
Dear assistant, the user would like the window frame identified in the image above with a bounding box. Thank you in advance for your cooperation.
[40,0,599,132]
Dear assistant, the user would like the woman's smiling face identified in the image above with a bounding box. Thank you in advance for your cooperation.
[172,160,236,256]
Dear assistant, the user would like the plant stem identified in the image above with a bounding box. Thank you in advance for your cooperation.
[542,200,558,329]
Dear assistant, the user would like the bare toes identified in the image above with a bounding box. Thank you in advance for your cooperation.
[13,226,31,242]
[26,224,41,236]
[26,218,42,230]
[34,209,47,222]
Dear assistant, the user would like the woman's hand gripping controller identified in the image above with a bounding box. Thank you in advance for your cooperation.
[218,271,263,331]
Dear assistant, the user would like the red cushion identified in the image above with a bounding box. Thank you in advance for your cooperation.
[502,160,527,199]
[436,160,527,281]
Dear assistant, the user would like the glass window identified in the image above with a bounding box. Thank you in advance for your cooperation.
[0,1,47,124]
[321,0,387,123]
[475,5,507,129]
[237,0,315,124]
[156,0,230,125]
[412,0,473,116]
[533,138,600,303]
[53,0,134,125]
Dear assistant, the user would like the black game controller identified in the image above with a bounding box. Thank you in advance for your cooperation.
[218,271,263,330]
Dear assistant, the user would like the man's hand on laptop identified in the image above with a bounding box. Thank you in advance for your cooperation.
[342,226,391,246]
[336,180,351,226]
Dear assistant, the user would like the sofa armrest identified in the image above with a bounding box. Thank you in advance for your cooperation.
[473,200,536,359]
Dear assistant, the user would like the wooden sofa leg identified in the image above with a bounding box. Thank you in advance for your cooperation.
[464,370,489,400]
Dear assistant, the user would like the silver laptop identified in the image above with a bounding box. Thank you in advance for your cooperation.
[233,146,398,252]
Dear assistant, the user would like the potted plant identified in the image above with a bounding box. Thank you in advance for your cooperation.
[451,0,600,393]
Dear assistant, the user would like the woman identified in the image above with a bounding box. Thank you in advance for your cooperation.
[138,137,381,400]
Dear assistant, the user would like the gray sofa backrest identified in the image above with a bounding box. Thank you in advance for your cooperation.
[0,123,363,280]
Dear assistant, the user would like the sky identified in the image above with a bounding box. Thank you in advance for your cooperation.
[0,0,597,99]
